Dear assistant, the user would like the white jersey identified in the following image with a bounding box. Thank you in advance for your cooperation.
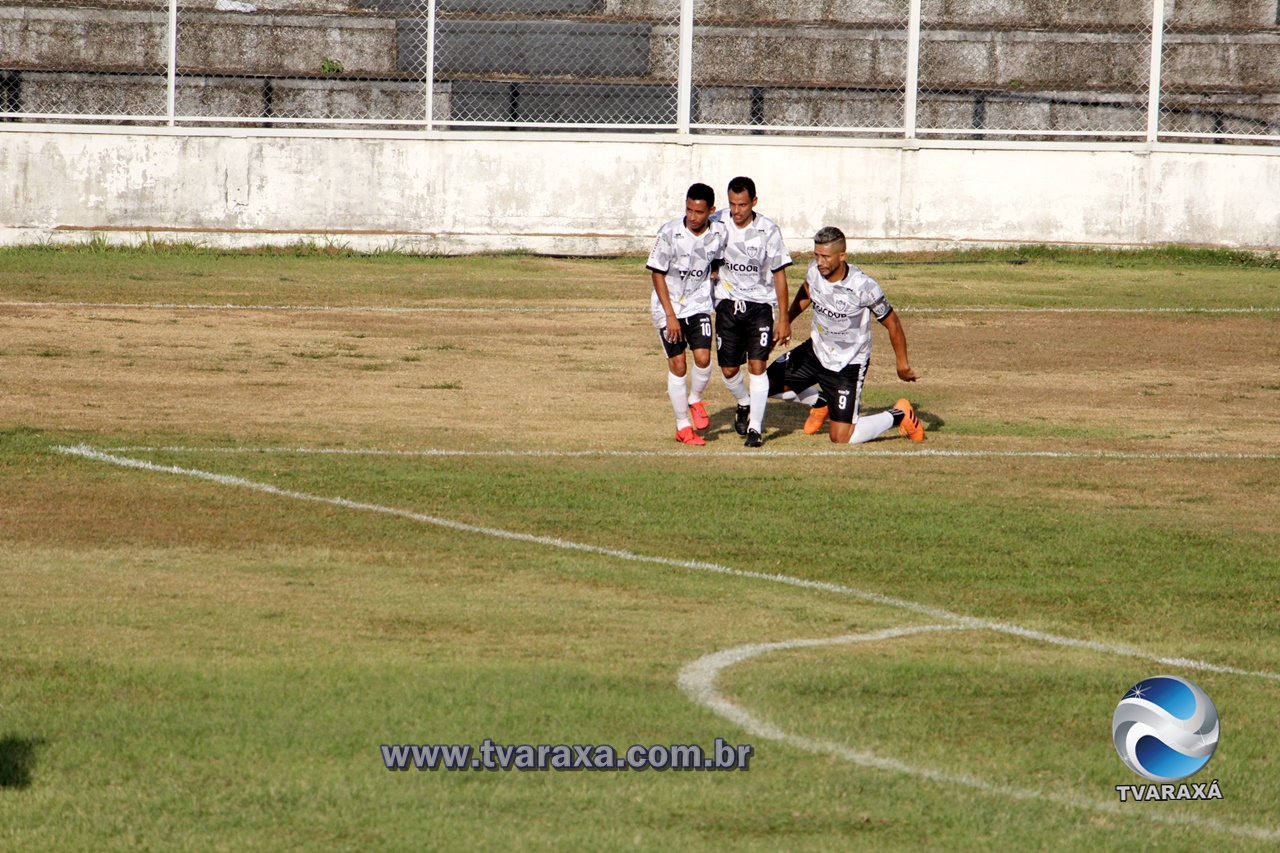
[805,259,893,371]
[646,216,727,329]
[711,211,792,306]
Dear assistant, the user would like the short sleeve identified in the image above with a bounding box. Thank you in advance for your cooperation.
[646,228,673,274]
[711,223,728,260]
[864,279,892,320]
[766,224,793,272]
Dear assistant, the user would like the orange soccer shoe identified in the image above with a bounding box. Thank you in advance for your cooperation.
[803,405,829,435]
[688,401,710,431]
[895,398,925,442]
[676,426,706,446]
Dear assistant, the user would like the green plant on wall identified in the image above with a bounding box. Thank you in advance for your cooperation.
[320,57,344,74]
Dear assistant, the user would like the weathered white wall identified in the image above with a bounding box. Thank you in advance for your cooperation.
[3,127,1280,253]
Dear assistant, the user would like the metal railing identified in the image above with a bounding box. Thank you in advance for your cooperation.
[2,0,1278,143]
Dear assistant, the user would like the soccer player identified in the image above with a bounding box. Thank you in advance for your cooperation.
[711,176,792,447]
[646,182,727,446]
[766,226,925,444]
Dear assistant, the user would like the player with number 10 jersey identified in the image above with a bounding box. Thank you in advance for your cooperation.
[646,183,727,446]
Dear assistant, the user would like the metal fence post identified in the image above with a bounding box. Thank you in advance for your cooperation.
[166,0,178,125]
[677,0,694,134]
[425,0,437,130]
[904,0,922,139]
[1146,0,1166,143]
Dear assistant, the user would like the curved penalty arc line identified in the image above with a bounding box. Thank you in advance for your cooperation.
[678,625,1280,842]
[51,443,1280,837]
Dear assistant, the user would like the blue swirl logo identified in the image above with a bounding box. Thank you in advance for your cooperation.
[1112,676,1219,782]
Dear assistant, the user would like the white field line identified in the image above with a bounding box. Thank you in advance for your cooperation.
[0,301,636,314]
[102,445,1280,462]
[57,443,1280,683]
[3,300,1280,315]
[56,443,1280,837]
[678,626,1280,842]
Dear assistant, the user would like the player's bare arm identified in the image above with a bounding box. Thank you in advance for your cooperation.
[772,267,792,345]
[651,270,682,343]
[878,309,918,381]
[787,280,811,323]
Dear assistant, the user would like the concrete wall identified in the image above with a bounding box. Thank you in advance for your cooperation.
[3,127,1279,252]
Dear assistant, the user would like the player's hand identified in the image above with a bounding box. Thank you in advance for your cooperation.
[664,314,682,343]
[774,316,792,347]
[897,364,918,382]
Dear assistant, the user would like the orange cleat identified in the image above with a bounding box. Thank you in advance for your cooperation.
[676,426,706,446]
[688,401,710,430]
[895,398,925,441]
[803,405,829,435]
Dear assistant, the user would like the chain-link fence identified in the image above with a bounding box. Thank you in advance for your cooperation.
[916,0,1153,140]
[1,0,172,122]
[174,0,413,126]
[1158,3,1280,141]
[689,0,911,136]
[429,0,681,128]
[2,0,1279,143]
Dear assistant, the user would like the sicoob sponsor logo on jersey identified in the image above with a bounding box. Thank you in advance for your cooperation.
[724,262,761,274]
[678,268,709,279]
[811,302,852,321]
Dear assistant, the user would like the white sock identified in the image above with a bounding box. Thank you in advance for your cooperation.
[668,372,691,429]
[748,372,769,432]
[774,387,822,406]
[848,411,895,444]
[722,371,749,406]
[688,364,713,404]
[795,386,823,406]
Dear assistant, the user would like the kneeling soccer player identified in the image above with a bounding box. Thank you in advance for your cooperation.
[646,182,728,445]
[767,226,925,444]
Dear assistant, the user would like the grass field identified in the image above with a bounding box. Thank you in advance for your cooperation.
[2,245,1279,850]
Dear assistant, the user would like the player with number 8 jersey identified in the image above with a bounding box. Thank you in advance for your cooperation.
[647,183,728,445]
[710,176,793,447]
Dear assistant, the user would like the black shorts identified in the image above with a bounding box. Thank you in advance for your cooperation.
[767,340,867,424]
[715,300,775,367]
[658,312,714,358]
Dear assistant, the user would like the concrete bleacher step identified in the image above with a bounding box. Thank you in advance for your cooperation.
[3,0,1280,131]
[359,0,602,14]
[0,6,401,77]
[398,19,652,77]
[447,80,674,124]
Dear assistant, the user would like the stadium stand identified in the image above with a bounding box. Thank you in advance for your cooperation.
[1,0,1278,134]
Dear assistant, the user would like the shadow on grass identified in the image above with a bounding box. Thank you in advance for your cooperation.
[0,736,46,789]
[916,407,945,434]
[705,402,945,444]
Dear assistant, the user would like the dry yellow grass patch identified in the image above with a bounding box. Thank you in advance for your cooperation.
[2,304,1277,453]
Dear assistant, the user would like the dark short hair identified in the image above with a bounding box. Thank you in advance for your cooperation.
[686,182,715,207]
[727,176,757,199]
[813,226,846,246]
